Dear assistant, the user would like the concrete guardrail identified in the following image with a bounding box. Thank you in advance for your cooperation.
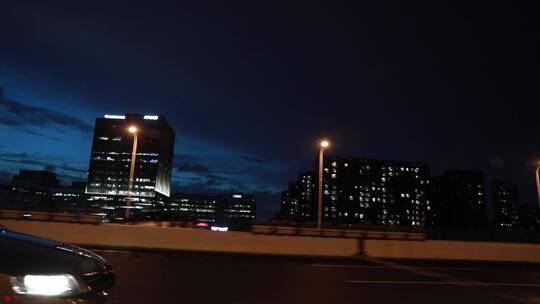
[0,210,103,224]
[2,220,540,263]
[251,225,426,240]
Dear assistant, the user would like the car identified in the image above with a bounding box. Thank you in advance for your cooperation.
[0,225,117,303]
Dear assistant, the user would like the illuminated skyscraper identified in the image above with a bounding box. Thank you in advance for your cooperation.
[85,114,175,217]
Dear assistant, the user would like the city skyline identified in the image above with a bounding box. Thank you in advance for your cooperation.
[1,1,540,219]
[0,99,539,218]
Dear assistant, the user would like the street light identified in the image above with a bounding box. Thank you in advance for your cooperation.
[126,125,138,220]
[317,139,330,232]
[536,162,540,210]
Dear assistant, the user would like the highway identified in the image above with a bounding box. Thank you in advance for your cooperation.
[95,249,540,304]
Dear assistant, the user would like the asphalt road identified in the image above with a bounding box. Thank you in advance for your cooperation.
[95,249,540,304]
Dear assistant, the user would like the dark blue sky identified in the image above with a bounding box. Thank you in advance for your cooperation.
[0,1,539,218]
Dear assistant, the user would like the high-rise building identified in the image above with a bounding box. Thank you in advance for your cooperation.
[318,157,430,227]
[428,170,488,228]
[492,180,520,228]
[281,172,314,220]
[282,158,430,227]
[85,114,175,217]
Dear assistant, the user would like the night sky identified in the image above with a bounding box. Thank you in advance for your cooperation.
[1,1,539,218]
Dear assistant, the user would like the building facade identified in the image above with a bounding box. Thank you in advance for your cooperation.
[216,193,256,229]
[320,157,430,227]
[427,170,488,228]
[0,170,86,212]
[281,172,314,220]
[170,193,218,223]
[169,193,256,230]
[85,114,175,218]
[492,180,520,228]
[282,157,430,227]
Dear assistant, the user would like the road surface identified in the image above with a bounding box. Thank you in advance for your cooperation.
[95,249,540,304]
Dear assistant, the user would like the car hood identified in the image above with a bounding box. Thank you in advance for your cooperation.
[0,227,109,277]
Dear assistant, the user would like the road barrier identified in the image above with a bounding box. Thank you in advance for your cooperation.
[0,220,359,257]
[251,225,426,240]
[2,219,540,262]
[0,210,103,224]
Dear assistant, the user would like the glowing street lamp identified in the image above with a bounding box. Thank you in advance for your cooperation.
[125,125,138,220]
[317,139,330,232]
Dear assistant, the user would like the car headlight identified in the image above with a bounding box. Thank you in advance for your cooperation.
[9,274,81,296]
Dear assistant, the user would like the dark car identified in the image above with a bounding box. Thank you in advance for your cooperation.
[0,225,117,303]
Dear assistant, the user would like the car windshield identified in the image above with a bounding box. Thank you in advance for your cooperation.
[0,1,539,304]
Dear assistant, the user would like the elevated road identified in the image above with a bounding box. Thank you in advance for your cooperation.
[96,249,540,304]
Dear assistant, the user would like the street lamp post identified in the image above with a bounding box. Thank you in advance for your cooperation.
[535,162,540,208]
[126,126,138,220]
[317,140,330,232]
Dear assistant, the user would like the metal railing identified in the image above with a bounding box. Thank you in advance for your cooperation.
[251,225,426,240]
[0,210,103,224]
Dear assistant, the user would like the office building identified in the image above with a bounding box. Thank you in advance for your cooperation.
[85,114,175,218]
[281,172,315,220]
[492,180,520,228]
[428,170,488,228]
[0,170,86,212]
[169,192,256,230]
[216,193,256,229]
[170,193,218,223]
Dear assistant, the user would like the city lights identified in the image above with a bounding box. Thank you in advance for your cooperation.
[143,115,159,120]
[211,226,229,232]
[104,114,126,119]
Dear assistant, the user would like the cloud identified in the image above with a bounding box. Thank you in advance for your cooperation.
[44,164,56,172]
[0,152,86,174]
[176,163,210,173]
[240,155,271,164]
[172,136,288,199]
[22,129,63,142]
[0,88,93,134]
[204,173,227,186]
[174,153,197,162]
